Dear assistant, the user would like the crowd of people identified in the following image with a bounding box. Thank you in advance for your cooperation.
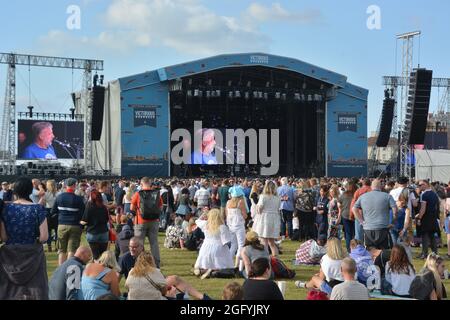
[0,174,449,300]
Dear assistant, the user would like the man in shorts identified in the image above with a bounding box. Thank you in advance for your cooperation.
[52,178,85,266]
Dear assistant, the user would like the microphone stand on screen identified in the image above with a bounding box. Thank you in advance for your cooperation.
[54,139,82,161]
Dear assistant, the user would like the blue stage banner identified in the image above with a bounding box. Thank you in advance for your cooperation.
[327,85,368,178]
[119,72,169,177]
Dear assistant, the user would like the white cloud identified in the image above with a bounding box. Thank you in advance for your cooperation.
[38,0,321,56]
[245,2,322,24]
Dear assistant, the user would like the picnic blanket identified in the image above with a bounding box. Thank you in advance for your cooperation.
[369,290,416,300]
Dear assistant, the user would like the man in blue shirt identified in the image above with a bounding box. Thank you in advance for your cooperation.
[191,129,218,165]
[22,122,57,160]
[277,177,295,240]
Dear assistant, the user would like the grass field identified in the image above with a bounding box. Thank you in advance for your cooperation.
[45,233,450,300]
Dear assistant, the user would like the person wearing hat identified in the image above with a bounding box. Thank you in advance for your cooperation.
[226,188,248,268]
[240,230,271,279]
[51,178,85,266]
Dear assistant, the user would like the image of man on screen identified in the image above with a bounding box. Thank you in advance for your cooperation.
[22,122,57,160]
[191,128,218,165]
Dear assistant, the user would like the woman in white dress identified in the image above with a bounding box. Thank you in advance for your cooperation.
[253,180,281,257]
[226,191,248,267]
[194,208,234,278]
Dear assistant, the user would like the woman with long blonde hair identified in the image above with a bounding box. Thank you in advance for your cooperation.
[226,189,248,266]
[194,208,234,279]
[422,253,446,299]
[253,180,281,257]
[40,179,58,252]
[296,237,347,295]
[328,185,341,239]
[125,251,168,300]
[81,250,120,300]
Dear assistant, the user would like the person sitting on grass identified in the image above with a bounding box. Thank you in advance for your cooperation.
[349,239,374,285]
[294,234,327,265]
[222,282,244,300]
[126,251,211,300]
[164,216,186,249]
[384,244,415,298]
[242,258,284,300]
[81,250,121,300]
[240,230,271,279]
[295,237,346,295]
[330,257,370,300]
[410,253,447,300]
[193,209,234,279]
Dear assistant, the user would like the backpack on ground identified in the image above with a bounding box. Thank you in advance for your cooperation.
[139,190,161,220]
[270,256,296,279]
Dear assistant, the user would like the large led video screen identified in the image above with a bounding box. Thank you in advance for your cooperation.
[18,120,84,160]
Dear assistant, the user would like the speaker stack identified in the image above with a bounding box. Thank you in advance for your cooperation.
[376,90,396,147]
[403,68,433,145]
[91,85,106,141]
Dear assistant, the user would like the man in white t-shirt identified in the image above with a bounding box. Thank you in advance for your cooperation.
[389,177,416,213]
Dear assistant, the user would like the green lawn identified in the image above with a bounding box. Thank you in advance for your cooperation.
[45,234,450,300]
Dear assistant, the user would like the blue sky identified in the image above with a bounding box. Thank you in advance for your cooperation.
[1,0,449,134]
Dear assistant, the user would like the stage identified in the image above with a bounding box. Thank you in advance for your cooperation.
[93,53,369,177]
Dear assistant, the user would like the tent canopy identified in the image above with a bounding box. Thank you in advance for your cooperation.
[415,149,450,182]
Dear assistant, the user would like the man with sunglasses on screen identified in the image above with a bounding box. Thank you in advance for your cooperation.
[22,122,57,160]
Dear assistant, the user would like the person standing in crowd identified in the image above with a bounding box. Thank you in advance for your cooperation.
[384,244,415,297]
[353,179,397,249]
[330,257,369,300]
[210,179,220,209]
[30,178,44,204]
[123,183,136,216]
[114,180,126,222]
[38,180,58,253]
[80,190,110,260]
[1,181,13,202]
[0,177,49,300]
[277,177,295,240]
[52,178,85,266]
[194,181,211,212]
[75,182,89,204]
[295,183,316,241]
[242,258,284,300]
[81,250,120,300]
[226,189,248,267]
[339,181,356,252]
[351,178,372,241]
[194,209,234,279]
[327,185,341,239]
[175,186,192,217]
[249,183,260,227]
[49,246,93,300]
[315,185,329,240]
[218,179,230,219]
[253,180,281,257]
[416,180,440,259]
[445,190,450,258]
[131,177,162,268]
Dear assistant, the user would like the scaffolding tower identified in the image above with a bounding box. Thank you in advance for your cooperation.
[0,52,103,175]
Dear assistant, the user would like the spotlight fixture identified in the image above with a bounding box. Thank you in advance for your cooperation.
[245,92,250,100]
[275,92,281,99]
[235,90,241,98]
[247,81,252,87]
[206,91,211,99]
[228,91,234,99]
[258,91,263,99]
[281,93,287,101]
[294,93,301,100]
[187,90,193,97]
[302,82,307,90]
[253,91,258,99]
[263,92,268,100]
[216,90,221,97]
[228,80,233,87]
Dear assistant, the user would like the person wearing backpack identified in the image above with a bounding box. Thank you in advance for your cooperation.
[130,177,163,268]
